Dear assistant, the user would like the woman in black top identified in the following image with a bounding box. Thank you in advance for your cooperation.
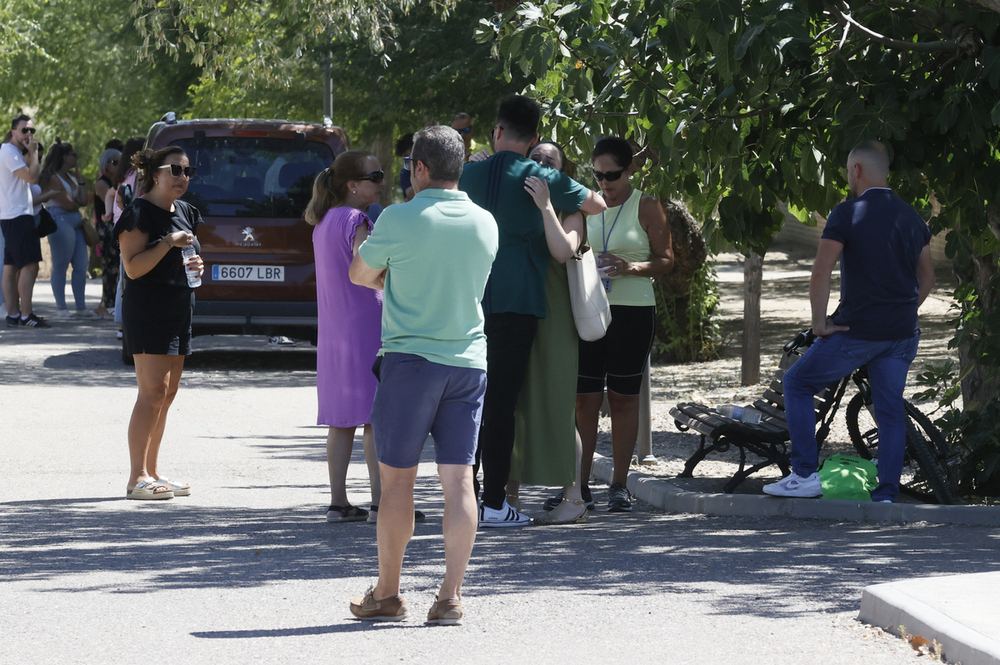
[116,146,204,500]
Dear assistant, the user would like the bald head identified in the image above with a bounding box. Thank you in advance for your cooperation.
[847,140,890,197]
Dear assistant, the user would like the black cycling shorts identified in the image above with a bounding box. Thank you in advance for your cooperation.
[577,305,655,396]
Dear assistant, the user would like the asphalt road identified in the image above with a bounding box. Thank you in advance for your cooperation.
[2,281,999,664]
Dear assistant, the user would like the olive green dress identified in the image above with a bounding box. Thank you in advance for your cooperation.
[510,256,578,486]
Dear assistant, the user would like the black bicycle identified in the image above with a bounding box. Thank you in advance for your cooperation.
[783,329,957,504]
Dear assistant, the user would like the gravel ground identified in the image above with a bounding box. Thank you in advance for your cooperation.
[592,242,960,498]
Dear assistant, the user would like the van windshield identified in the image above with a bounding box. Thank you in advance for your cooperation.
[171,137,333,218]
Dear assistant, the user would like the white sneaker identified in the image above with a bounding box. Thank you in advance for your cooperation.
[478,500,531,528]
[762,472,822,498]
[75,309,100,319]
[55,309,72,319]
[268,336,295,346]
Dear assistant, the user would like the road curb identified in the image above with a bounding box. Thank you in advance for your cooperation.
[859,574,1000,665]
[591,456,1000,526]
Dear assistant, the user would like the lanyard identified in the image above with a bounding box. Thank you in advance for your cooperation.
[601,187,630,254]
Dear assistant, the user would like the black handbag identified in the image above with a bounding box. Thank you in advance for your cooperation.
[36,207,57,238]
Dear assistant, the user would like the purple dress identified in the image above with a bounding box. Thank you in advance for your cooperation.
[314,207,383,427]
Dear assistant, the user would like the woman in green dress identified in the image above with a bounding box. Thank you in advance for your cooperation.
[507,141,590,525]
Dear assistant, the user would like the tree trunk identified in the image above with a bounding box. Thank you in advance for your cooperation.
[958,204,1000,409]
[742,251,763,386]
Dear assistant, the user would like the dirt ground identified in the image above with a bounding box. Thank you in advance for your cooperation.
[593,238,960,499]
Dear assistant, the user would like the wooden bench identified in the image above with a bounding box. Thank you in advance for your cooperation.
[669,367,845,493]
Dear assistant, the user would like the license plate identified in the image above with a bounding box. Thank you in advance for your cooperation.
[212,265,285,282]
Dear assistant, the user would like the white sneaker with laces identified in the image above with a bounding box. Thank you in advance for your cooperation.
[55,309,72,319]
[762,472,822,498]
[478,500,531,528]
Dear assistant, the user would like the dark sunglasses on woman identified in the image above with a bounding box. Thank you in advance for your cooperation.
[357,170,385,184]
[593,167,627,182]
[158,164,197,178]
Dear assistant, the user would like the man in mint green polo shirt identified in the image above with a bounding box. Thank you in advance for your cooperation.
[348,125,498,624]
[459,94,607,527]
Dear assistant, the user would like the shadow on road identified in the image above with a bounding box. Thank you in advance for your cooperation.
[2,477,998,621]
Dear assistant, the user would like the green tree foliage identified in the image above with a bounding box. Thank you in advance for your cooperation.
[0,0,200,179]
[487,0,1000,494]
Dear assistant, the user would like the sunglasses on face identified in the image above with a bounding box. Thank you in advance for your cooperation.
[455,126,473,134]
[158,164,196,178]
[357,170,385,184]
[593,167,627,182]
[19,127,35,135]
[402,156,412,171]
[109,159,119,166]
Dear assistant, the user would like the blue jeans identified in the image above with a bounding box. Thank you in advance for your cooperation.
[783,332,919,502]
[47,208,88,310]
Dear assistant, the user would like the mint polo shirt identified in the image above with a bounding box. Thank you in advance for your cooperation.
[459,151,589,318]
[358,188,499,370]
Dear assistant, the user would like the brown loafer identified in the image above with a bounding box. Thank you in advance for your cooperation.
[349,587,408,621]
[426,596,463,625]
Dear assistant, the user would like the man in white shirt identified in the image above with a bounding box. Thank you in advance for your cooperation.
[1,114,49,328]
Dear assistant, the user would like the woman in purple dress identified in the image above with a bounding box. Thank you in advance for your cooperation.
[306,151,386,522]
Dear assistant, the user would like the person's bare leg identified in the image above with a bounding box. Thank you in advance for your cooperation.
[504,480,520,509]
[608,391,640,486]
[437,463,477,601]
[361,424,381,506]
[3,264,19,316]
[128,354,173,488]
[326,426,357,506]
[17,262,38,316]
[548,427,586,521]
[576,392,603,491]
[145,356,185,480]
[373,463,417,599]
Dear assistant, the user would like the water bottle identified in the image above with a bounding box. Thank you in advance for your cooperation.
[740,407,763,424]
[181,245,202,288]
[718,404,744,420]
[718,404,763,424]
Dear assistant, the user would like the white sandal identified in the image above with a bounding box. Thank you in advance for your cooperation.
[156,477,191,496]
[126,479,174,500]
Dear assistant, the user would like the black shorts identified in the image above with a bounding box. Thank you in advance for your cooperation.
[577,305,655,396]
[122,281,194,355]
[1,215,43,268]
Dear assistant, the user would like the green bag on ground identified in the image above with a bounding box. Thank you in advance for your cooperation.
[819,454,878,502]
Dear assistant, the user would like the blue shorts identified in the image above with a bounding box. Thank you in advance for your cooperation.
[371,353,487,469]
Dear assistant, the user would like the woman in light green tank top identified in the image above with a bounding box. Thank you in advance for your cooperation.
[574,137,675,513]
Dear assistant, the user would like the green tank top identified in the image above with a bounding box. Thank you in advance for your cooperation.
[586,188,655,306]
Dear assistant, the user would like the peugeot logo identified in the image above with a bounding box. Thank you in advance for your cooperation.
[242,227,256,242]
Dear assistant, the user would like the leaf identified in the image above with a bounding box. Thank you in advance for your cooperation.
[734,23,766,61]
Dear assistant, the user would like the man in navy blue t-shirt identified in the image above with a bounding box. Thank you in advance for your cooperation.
[764,140,935,503]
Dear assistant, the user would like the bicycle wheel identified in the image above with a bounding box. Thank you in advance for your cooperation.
[843,394,955,504]
[903,407,957,505]
[845,394,877,460]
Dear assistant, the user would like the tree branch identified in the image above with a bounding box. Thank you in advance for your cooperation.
[830,5,958,53]
[964,0,1000,15]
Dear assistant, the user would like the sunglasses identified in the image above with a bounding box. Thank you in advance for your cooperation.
[357,170,385,184]
[454,126,473,135]
[158,164,197,178]
[19,127,35,135]
[402,156,413,171]
[593,167,627,182]
[109,159,119,166]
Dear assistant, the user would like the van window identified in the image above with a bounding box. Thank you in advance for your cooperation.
[171,137,333,217]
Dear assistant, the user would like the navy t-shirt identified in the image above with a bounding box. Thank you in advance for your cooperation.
[822,188,930,341]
